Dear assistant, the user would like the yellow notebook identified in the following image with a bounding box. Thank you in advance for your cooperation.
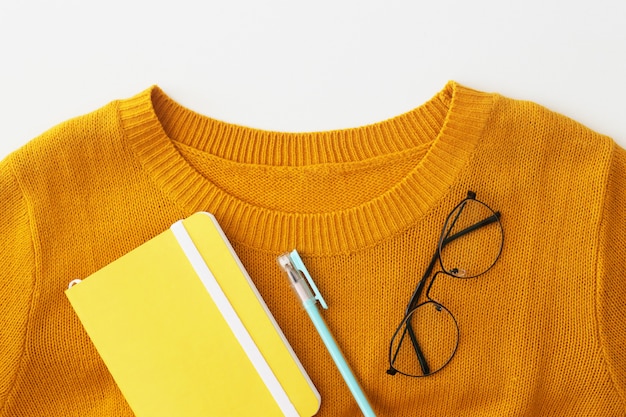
[65,212,320,417]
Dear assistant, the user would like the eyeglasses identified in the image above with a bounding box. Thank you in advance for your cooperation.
[387,191,504,377]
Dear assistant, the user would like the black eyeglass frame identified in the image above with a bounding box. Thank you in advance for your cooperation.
[387,191,503,377]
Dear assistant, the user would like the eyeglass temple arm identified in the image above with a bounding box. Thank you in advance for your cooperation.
[443,211,501,246]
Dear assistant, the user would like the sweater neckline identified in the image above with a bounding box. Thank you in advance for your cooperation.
[117,82,495,254]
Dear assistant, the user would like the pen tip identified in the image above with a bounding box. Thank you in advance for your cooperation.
[276,253,291,269]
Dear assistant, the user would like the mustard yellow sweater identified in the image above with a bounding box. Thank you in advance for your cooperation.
[1,82,624,416]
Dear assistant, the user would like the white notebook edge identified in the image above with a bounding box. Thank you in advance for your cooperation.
[170,216,317,416]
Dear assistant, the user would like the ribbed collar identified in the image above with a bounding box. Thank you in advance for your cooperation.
[117,82,495,254]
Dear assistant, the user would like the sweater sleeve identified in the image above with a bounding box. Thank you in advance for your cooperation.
[0,156,35,410]
[597,142,626,407]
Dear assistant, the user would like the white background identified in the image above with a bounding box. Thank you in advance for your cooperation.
[1,0,625,160]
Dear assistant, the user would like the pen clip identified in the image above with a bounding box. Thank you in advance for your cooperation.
[287,249,328,309]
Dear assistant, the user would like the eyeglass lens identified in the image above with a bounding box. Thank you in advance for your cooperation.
[389,301,459,377]
[438,198,503,278]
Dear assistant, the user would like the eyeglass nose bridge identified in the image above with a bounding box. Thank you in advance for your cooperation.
[423,270,449,302]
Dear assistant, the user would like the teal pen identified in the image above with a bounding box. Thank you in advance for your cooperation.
[277,250,377,417]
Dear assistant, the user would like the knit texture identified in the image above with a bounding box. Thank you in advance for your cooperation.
[0,82,624,416]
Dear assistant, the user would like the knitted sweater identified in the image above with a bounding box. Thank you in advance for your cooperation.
[0,82,624,416]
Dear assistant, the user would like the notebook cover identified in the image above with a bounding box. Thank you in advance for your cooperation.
[65,212,320,417]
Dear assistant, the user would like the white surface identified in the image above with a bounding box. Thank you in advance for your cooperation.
[1,0,625,160]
